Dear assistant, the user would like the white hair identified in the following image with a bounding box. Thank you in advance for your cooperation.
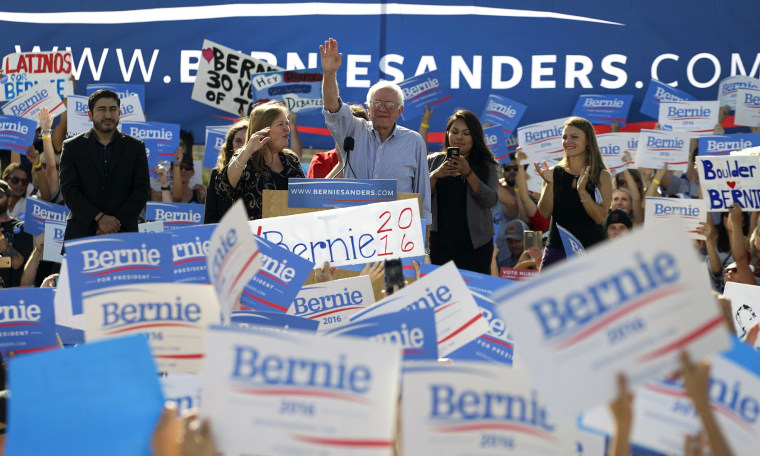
[366,80,405,107]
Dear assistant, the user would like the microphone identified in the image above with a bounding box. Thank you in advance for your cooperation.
[343,136,355,153]
[336,136,356,178]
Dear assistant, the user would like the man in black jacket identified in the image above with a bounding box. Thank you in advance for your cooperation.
[59,89,149,241]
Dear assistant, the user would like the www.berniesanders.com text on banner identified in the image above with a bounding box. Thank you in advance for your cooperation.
[288,179,397,209]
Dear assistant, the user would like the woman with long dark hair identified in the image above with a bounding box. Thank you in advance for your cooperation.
[427,109,499,274]
[204,119,248,223]
[534,116,613,269]
[215,101,304,220]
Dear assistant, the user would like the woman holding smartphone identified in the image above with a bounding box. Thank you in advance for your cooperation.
[427,109,499,274]
[215,101,304,220]
[534,116,613,269]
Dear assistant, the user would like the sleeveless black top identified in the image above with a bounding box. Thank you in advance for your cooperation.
[546,166,605,249]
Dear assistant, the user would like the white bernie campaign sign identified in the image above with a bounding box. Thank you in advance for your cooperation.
[696,155,760,211]
[349,261,488,357]
[491,221,730,420]
[580,380,700,454]
[597,132,637,174]
[207,201,262,323]
[1,80,65,125]
[287,275,375,334]
[65,94,92,138]
[118,94,146,122]
[634,129,691,172]
[734,88,760,127]
[249,199,425,267]
[718,75,760,110]
[658,100,718,134]
[84,283,221,373]
[723,282,760,343]
[403,362,570,455]
[644,197,707,240]
[200,325,401,456]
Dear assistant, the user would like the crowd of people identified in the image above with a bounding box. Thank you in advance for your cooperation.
[0,36,758,455]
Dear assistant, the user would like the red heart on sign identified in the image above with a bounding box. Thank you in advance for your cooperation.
[727,181,736,189]
[201,48,214,63]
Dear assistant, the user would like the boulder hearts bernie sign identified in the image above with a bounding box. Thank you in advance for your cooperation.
[697,155,760,211]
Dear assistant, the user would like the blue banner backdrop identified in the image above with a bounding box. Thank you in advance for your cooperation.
[1,1,757,151]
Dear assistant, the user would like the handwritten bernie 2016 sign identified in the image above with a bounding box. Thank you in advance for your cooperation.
[252,68,323,113]
[249,199,425,267]
[697,155,760,211]
[191,39,283,116]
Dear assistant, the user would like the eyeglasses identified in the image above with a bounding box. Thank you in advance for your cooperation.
[179,166,194,172]
[503,166,518,172]
[8,176,29,186]
[369,100,399,111]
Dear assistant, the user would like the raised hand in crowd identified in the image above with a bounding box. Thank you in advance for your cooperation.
[314,261,337,283]
[152,404,216,456]
[727,202,755,285]
[419,105,433,152]
[533,160,553,185]
[40,273,58,288]
[680,351,734,456]
[19,233,44,287]
[38,107,62,202]
[155,164,172,202]
[360,260,385,291]
[607,373,632,456]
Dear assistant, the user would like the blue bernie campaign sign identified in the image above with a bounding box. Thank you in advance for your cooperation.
[121,120,180,163]
[557,224,586,258]
[25,198,70,236]
[447,297,514,365]
[87,83,145,109]
[240,234,315,313]
[171,224,216,284]
[252,68,323,113]
[399,70,449,121]
[640,79,696,120]
[572,94,633,126]
[204,125,228,169]
[698,133,760,156]
[65,232,174,314]
[230,310,319,333]
[5,334,164,456]
[333,307,438,361]
[484,125,510,164]
[479,94,527,135]
[0,288,57,356]
[445,268,517,365]
[0,114,36,153]
[146,202,204,229]
[288,178,397,209]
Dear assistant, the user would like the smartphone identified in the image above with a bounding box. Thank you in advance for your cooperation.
[0,257,10,269]
[446,147,460,160]
[384,258,405,295]
[523,230,540,250]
